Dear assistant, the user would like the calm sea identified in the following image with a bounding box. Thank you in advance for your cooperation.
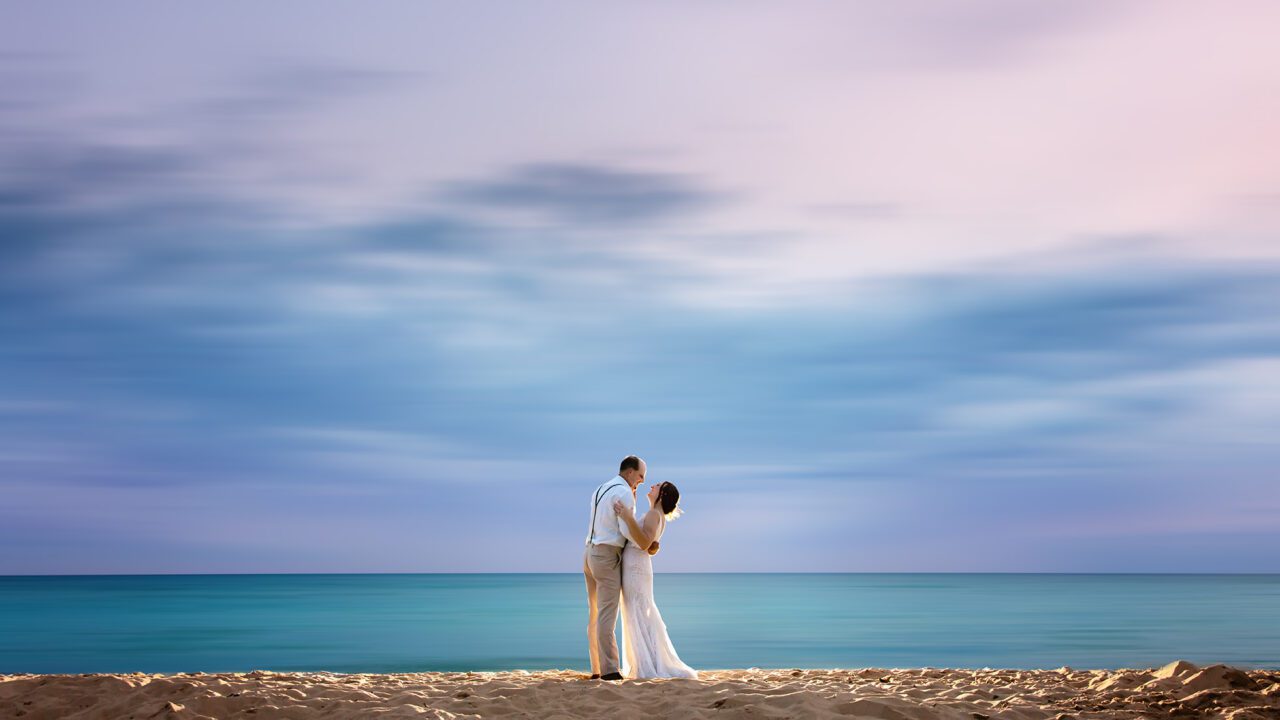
[1,574,1277,674]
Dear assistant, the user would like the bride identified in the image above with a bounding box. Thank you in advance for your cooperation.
[611,481,698,680]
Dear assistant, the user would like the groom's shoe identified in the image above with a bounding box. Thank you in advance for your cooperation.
[589,674,600,680]
[599,672,624,681]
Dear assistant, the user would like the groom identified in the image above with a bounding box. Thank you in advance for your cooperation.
[583,455,647,680]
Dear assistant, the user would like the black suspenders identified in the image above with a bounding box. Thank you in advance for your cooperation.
[588,482,627,546]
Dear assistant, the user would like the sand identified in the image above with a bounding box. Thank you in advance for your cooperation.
[2,660,1278,719]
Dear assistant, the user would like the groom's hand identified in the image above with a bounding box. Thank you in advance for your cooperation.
[647,541,660,556]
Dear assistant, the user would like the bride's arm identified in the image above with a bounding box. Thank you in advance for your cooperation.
[612,499,655,549]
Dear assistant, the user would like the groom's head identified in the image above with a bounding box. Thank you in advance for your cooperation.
[619,455,646,489]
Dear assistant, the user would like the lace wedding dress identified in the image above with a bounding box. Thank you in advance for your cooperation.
[619,512,698,679]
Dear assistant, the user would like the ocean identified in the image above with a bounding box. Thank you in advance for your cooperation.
[1,573,1276,674]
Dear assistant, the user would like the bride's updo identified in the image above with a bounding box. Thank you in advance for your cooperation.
[657,482,682,520]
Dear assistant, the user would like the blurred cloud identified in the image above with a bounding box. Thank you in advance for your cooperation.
[845,0,1123,69]
[443,162,723,225]
[0,140,214,211]
[4,156,1279,571]
[192,62,426,119]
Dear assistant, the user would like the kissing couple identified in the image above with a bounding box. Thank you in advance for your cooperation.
[583,455,698,681]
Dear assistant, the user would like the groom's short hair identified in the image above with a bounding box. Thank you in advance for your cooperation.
[619,455,643,473]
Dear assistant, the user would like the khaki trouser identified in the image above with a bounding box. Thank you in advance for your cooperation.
[584,543,624,676]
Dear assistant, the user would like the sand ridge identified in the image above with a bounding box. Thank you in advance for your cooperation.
[2,660,1278,719]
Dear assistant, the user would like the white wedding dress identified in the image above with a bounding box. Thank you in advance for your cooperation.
[619,511,698,679]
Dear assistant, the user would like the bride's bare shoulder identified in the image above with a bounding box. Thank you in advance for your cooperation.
[642,507,664,535]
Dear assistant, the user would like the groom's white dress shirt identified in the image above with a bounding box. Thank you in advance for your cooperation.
[586,475,639,548]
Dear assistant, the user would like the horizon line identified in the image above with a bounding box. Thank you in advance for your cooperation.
[4,571,1279,578]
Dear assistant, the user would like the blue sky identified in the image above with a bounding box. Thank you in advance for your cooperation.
[2,2,1279,573]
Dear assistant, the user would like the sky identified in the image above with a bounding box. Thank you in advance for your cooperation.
[2,1,1279,573]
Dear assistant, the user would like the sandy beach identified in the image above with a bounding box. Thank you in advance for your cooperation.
[2,660,1277,720]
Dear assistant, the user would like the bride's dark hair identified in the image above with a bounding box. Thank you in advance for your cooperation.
[657,482,681,518]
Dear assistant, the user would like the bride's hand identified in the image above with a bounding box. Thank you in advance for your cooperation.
[647,541,660,556]
[612,499,626,513]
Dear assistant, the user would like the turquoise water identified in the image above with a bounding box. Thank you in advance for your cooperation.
[1,574,1277,674]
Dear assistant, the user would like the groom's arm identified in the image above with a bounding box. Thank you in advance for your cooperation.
[612,486,643,546]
